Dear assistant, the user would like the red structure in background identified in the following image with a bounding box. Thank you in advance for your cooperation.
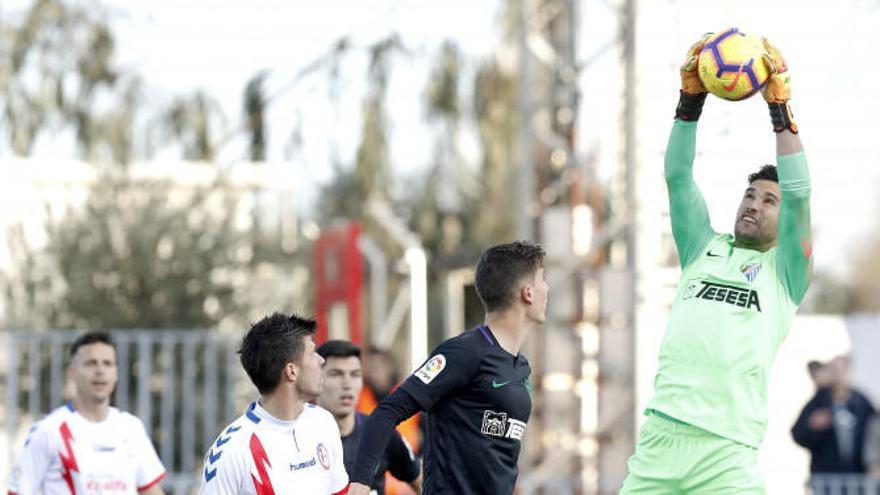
[314,222,418,495]
[313,222,363,345]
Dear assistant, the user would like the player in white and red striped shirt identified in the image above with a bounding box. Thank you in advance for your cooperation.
[198,313,348,495]
[7,332,166,495]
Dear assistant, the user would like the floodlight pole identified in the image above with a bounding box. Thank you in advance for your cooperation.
[365,199,428,371]
[516,0,534,241]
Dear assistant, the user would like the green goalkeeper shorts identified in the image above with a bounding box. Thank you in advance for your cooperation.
[619,410,764,495]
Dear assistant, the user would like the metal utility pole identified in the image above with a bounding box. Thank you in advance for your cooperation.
[515,0,535,241]
[514,0,639,493]
[595,0,638,491]
[515,0,593,493]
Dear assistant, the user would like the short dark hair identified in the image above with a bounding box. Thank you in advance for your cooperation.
[239,312,317,394]
[474,240,546,312]
[317,340,361,361]
[70,331,115,361]
[366,345,392,360]
[748,165,778,184]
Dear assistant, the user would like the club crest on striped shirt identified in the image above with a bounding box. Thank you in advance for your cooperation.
[740,262,762,283]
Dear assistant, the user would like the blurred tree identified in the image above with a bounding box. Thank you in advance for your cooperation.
[412,41,471,256]
[300,27,517,259]
[469,58,518,244]
[1,171,303,330]
[164,90,224,162]
[0,0,234,164]
[317,35,402,224]
[408,37,519,257]
[426,42,461,120]
[354,35,399,205]
[800,203,880,313]
[0,0,140,163]
[244,72,268,162]
[0,0,321,334]
[843,240,880,311]
[463,0,521,246]
[801,271,856,314]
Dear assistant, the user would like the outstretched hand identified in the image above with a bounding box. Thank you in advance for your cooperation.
[348,483,371,495]
[761,37,798,133]
[761,38,791,104]
[680,33,712,95]
[675,33,712,121]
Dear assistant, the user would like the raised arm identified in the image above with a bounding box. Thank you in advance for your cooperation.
[667,34,715,268]
[763,39,812,303]
[776,132,811,303]
[666,120,714,267]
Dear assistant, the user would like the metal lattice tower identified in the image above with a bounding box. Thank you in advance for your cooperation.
[514,0,637,493]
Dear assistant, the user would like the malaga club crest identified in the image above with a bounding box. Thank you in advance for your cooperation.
[740,262,762,283]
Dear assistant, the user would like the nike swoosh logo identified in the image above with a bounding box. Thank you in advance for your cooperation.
[492,380,511,389]
[706,251,724,258]
[722,69,744,92]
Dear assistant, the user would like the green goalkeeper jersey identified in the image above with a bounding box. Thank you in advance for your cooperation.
[646,119,813,448]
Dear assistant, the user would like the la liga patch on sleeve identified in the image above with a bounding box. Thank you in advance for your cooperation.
[414,354,446,384]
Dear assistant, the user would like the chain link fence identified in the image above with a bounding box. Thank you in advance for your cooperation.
[2,330,249,495]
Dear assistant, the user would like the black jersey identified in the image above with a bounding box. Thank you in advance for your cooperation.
[399,325,532,494]
[340,412,419,494]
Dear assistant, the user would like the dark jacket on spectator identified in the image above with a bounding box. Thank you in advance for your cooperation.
[792,387,875,473]
[865,414,880,472]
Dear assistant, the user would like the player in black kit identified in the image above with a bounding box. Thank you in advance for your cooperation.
[316,340,422,494]
[349,241,548,495]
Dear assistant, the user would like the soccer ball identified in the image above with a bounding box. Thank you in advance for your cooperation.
[698,28,770,101]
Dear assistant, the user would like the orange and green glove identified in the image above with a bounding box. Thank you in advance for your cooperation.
[676,33,712,121]
[761,38,798,133]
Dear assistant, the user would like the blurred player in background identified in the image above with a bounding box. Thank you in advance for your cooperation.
[349,241,547,495]
[792,355,875,477]
[865,413,880,478]
[807,360,832,390]
[8,332,166,495]
[198,313,348,495]
[357,345,423,491]
[359,347,399,409]
[620,35,813,494]
[317,340,422,494]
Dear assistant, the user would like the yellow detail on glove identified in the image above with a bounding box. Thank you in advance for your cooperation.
[680,33,713,95]
[761,38,791,104]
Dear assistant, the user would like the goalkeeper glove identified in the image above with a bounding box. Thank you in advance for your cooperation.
[676,33,712,121]
[761,38,797,133]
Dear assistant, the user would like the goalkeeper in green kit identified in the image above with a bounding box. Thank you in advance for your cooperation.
[619,35,812,494]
